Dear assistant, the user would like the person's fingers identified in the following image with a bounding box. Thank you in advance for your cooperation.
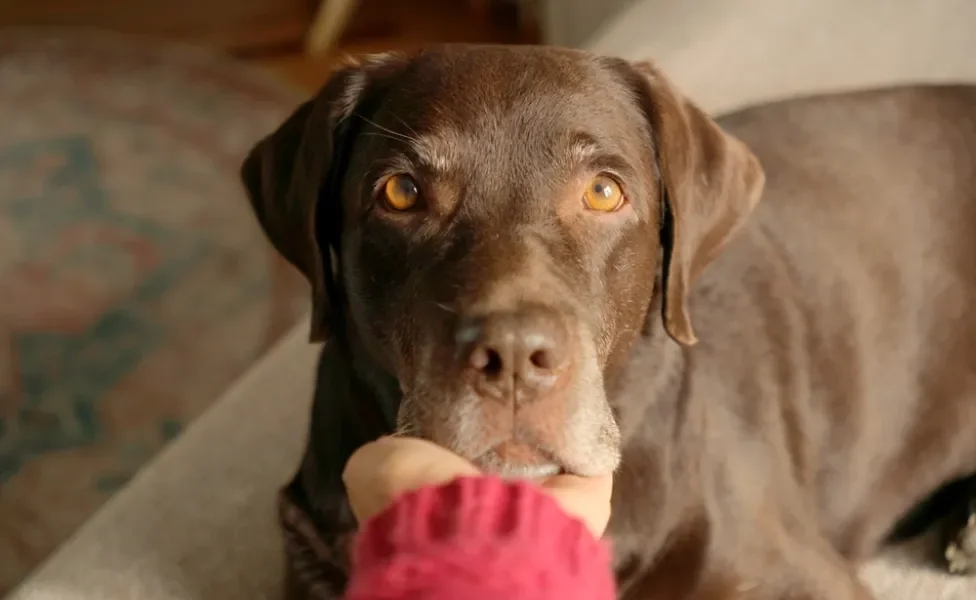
[344,436,614,537]
[343,436,481,522]
[539,472,614,537]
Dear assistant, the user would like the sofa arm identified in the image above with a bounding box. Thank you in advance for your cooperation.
[6,319,318,600]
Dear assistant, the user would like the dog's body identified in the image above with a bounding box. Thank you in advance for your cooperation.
[603,88,976,598]
[242,46,976,599]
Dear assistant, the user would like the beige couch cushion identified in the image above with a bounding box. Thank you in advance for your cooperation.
[9,1,976,598]
[588,0,976,116]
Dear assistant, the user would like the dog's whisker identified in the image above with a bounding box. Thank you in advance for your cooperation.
[433,302,457,314]
[391,113,423,140]
[360,132,412,144]
[356,114,418,145]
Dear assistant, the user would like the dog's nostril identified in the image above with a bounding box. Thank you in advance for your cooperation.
[484,351,503,377]
[529,348,555,370]
[470,347,504,378]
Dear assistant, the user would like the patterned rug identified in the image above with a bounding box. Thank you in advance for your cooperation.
[0,30,309,592]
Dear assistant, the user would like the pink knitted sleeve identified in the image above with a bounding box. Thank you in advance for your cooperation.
[344,475,616,600]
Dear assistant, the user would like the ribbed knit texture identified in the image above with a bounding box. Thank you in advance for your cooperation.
[345,476,616,600]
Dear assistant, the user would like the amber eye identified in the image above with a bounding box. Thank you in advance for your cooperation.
[582,174,625,212]
[383,174,420,211]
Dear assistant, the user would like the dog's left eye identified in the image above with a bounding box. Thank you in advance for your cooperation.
[583,174,625,212]
[383,174,420,211]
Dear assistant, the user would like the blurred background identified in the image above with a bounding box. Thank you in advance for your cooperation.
[3,0,975,597]
[0,0,632,592]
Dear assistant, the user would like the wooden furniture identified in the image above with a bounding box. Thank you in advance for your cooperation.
[305,0,536,56]
[0,0,317,53]
[0,0,536,56]
[306,0,359,56]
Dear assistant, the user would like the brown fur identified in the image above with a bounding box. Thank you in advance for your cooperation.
[241,45,976,599]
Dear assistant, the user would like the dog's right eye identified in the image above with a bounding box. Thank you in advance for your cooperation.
[583,174,626,212]
[383,174,420,211]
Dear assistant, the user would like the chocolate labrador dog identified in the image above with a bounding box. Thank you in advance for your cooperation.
[241,45,976,599]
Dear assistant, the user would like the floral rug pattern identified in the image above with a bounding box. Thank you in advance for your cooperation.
[0,30,308,592]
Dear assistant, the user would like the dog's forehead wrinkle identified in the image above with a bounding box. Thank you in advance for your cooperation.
[373,76,639,194]
[423,49,585,104]
[417,123,579,206]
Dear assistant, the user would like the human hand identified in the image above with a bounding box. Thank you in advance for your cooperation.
[342,436,614,537]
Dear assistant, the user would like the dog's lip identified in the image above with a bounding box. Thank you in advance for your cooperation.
[495,463,563,480]
[474,440,568,479]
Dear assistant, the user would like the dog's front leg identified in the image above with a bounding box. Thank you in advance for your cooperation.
[280,476,356,600]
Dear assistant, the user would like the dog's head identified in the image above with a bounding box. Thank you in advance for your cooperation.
[242,46,763,478]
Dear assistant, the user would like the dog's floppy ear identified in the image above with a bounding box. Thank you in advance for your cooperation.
[240,63,379,342]
[614,60,765,346]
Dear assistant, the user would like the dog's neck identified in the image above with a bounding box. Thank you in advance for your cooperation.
[298,321,400,525]
[608,315,713,586]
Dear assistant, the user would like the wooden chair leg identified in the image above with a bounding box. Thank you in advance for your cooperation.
[306,0,360,56]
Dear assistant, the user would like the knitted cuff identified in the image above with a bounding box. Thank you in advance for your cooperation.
[345,475,615,600]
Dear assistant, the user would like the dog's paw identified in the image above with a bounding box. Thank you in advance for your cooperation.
[945,497,976,575]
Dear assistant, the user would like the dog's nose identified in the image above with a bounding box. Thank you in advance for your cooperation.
[455,308,570,401]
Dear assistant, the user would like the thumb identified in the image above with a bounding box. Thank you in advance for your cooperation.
[538,473,614,537]
[343,436,481,522]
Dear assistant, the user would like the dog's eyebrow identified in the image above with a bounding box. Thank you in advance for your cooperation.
[409,137,457,175]
[568,132,632,174]
[358,114,457,176]
[568,133,603,163]
[374,139,457,184]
